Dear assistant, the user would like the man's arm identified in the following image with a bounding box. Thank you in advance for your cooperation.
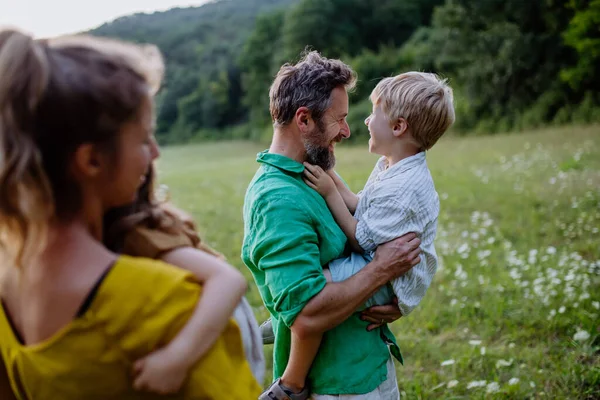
[291,234,421,339]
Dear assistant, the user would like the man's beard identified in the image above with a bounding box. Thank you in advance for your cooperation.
[304,124,337,170]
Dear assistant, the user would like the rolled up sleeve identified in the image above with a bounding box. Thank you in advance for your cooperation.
[250,197,327,328]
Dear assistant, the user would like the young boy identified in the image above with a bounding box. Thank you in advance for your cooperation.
[262,72,454,399]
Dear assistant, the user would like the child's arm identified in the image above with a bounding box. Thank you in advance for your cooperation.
[132,247,247,394]
[303,163,363,253]
[327,170,359,214]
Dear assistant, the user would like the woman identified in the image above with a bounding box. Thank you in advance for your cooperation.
[0,28,260,399]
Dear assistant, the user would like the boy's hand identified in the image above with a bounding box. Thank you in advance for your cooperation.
[132,345,191,395]
[303,162,337,197]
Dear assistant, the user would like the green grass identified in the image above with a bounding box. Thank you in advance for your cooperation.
[157,125,600,399]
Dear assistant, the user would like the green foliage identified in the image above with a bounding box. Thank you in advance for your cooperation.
[92,0,599,142]
[560,0,600,91]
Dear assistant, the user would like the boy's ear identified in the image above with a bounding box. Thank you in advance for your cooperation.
[392,118,409,137]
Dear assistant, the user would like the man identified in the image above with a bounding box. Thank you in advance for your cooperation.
[242,51,421,399]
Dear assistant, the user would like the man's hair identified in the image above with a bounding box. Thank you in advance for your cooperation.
[269,50,356,127]
[370,72,455,150]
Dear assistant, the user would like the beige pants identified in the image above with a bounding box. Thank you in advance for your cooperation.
[311,357,399,400]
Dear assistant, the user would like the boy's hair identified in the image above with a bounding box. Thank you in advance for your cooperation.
[269,50,356,128]
[370,72,455,150]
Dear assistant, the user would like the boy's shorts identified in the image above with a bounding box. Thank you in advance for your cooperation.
[328,252,395,309]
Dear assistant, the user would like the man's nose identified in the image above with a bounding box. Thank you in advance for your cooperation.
[341,120,351,139]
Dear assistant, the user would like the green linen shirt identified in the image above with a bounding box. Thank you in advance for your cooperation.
[242,151,401,395]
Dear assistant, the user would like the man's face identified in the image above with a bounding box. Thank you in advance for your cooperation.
[304,86,350,170]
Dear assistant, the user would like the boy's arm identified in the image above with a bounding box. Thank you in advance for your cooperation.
[303,164,362,252]
[322,189,362,253]
[327,170,359,214]
[132,247,247,393]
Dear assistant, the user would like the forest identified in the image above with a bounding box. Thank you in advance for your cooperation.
[92,0,600,143]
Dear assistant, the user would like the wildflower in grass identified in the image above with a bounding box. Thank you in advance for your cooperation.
[509,378,520,386]
[447,380,458,388]
[469,340,482,346]
[508,343,516,349]
[573,329,590,342]
[486,382,500,393]
[530,382,536,388]
[496,359,513,368]
[593,301,600,310]
[558,306,566,314]
[480,347,486,356]
[441,359,455,366]
[467,380,486,389]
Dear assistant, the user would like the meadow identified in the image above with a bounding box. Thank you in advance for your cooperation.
[157,125,599,399]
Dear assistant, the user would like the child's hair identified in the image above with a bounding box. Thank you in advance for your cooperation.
[102,166,223,260]
[370,72,455,150]
[0,28,163,267]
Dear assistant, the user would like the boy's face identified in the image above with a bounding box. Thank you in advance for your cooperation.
[365,103,394,156]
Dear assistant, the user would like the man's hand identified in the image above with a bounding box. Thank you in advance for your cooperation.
[303,162,337,198]
[372,233,421,281]
[361,297,402,331]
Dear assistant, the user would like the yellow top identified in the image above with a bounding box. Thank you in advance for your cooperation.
[0,256,261,399]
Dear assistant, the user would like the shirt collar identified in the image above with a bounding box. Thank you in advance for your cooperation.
[377,152,426,180]
[256,151,305,174]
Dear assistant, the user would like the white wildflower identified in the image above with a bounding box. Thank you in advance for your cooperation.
[509,378,520,386]
[467,380,487,389]
[447,380,459,388]
[593,301,600,310]
[573,329,590,342]
[558,306,566,314]
[486,382,500,393]
[469,340,482,346]
[496,359,513,368]
[441,359,455,367]
[509,342,516,349]
[480,347,486,355]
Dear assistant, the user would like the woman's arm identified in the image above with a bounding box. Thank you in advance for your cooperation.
[132,247,247,394]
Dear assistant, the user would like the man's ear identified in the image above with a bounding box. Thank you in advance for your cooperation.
[392,118,409,138]
[295,107,312,133]
[71,143,105,180]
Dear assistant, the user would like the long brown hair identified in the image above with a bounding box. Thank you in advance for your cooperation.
[0,28,163,268]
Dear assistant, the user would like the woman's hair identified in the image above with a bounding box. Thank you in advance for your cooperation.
[0,28,164,267]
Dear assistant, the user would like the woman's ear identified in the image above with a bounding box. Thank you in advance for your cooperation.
[392,118,409,138]
[71,143,105,180]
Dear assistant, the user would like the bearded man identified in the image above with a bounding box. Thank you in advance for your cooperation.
[242,51,421,399]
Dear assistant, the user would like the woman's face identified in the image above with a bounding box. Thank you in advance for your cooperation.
[103,95,160,209]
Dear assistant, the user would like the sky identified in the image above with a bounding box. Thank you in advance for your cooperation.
[0,0,212,38]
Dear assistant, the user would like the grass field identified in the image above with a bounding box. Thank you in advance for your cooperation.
[157,125,599,399]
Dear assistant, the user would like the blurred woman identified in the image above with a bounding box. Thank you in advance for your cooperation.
[0,28,260,399]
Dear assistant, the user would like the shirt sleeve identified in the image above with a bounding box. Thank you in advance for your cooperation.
[248,196,327,328]
[355,191,420,252]
[391,250,437,316]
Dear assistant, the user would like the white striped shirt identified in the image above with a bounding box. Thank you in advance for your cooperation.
[355,152,439,316]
